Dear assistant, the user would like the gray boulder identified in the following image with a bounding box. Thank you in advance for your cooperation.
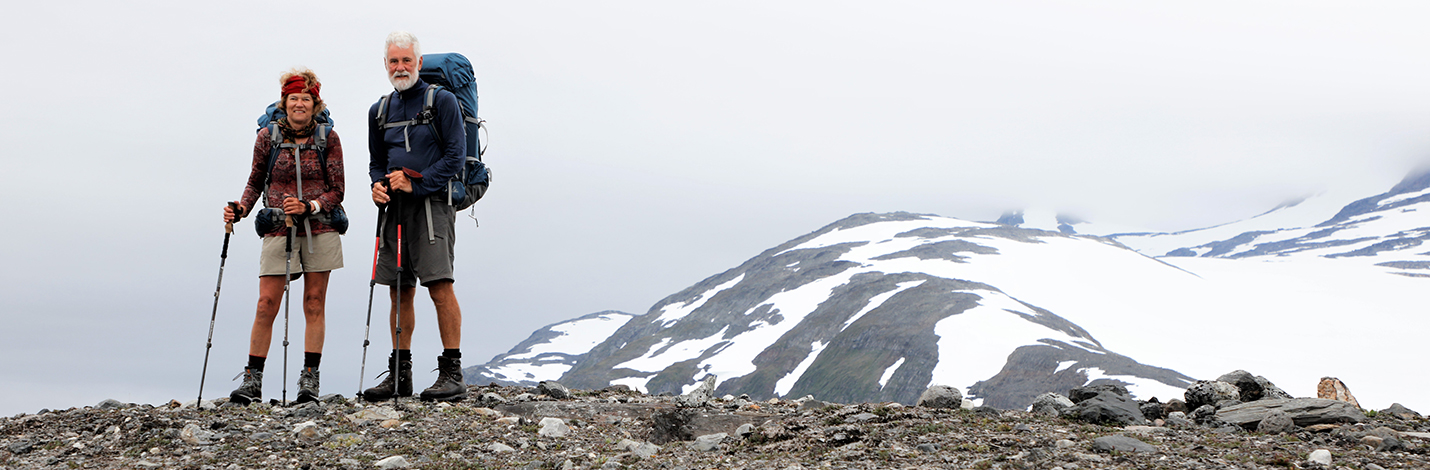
[1216,370,1265,402]
[1139,401,1164,420]
[916,385,962,409]
[97,399,125,410]
[692,433,728,452]
[1255,410,1296,434]
[1381,403,1422,420]
[1063,386,1147,426]
[1216,398,1365,430]
[1185,380,1240,410]
[677,375,717,407]
[537,381,571,399]
[1030,393,1074,417]
[1068,384,1128,404]
[1091,435,1156,453]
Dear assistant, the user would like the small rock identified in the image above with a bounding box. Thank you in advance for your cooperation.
[602,384,632,393]
[380,419,402,429]
[1055,439,1076,449]
[1307,449,1332,466]
[339,458,361,468]
[916,443,938,453]
[1366,464,1388,470]
[848,412,879,423]
[1013,423,1032,433]
[961,398,976,409]
[471,407,502,418]
[1362,435,1384,448]
[293,421,326,444]
[735,423,755,437]
[478,393,507,406]
[1091,435,1155,453]
[135,460,162,469]
[252,431,275,440]
[916,385,962,409]
[6,441,32,455]
[346,407,400,425]
[1030,393,1074,417]
[616,439,659,458]
[290,402,325,419]
[375,455,410,469]
[179,423,215,445]
[1256,410,1296,434]
[538,417,570,437]
[537,381,571,399]
[97,399,125,410]
[798,399,828,411]
[486,442,515,453]
[496,416,521,425]
[693,433,728,452]
[1215,370,1266,402]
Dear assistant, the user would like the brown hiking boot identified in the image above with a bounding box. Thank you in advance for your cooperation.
[362,353,412,401]
[419,356,468,402]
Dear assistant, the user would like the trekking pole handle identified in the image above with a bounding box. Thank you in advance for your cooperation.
[225,202,240,234]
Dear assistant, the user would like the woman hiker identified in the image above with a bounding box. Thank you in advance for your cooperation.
[222,68,346,405]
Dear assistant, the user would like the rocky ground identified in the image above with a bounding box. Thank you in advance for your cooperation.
[2,381,1428,470]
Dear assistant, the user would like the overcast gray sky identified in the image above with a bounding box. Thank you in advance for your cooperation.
[2,1,1428,416]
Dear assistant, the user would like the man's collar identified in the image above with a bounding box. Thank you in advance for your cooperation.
[396,78,429,99]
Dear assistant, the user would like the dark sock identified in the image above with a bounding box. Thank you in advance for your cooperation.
[303,352,321,369]
[396,349,412,361]
[443,348,461,359]
[247,355,266,371]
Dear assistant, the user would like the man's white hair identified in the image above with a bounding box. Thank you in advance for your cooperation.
[385,31,422,58]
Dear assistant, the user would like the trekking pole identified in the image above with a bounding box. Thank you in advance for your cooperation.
[358,180,389,396]
[393,192,404,404]
[281,213,295,406]
[199,202,241,402]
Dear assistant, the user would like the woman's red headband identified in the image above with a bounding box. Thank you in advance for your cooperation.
[282,75,320,101]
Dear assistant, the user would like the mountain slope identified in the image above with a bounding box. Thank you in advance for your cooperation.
[473,213,1195,409]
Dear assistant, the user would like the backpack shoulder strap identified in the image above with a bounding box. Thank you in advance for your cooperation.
[263,123,282,194]
[375,92,394,124]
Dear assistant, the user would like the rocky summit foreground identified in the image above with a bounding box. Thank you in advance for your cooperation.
[2,383,1428,470]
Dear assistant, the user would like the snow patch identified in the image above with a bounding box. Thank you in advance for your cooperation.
[654,274,745,326]
[503,313,634,360]
[928,290,1094,395]
[774,341,826,397]
[615,328,729,373]
[1054,360,1078,374]
[879,357,906,389]
[1080,367,1186,403]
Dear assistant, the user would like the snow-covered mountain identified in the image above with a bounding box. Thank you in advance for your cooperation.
[1105,171,1429,275]
[468,170,1430,412]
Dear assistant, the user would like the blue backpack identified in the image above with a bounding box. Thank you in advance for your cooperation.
[375,52,490,210]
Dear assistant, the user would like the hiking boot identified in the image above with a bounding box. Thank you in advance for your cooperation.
[229,367,262,405]
[420,356,468,402]
[362,353,412,401]
[294,367,320,404]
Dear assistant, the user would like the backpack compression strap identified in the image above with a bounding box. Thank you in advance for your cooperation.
[377,87,442,152]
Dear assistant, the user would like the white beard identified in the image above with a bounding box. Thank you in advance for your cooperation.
[390,71,417,91]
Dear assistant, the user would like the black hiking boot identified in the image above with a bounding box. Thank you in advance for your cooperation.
[229,367,262,405]
[362,353,412,401]
[294,367,320,404]
[420,356,468,402]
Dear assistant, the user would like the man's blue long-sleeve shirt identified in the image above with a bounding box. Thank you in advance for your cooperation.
[368,79,466,197]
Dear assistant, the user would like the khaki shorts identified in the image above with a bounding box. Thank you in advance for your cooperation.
[259,231,344,276]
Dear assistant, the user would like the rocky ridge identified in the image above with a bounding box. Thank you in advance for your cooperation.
[4,372,1428,470]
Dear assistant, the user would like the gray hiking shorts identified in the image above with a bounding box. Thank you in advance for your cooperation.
[375,196,456,288]
[259,231,344,276]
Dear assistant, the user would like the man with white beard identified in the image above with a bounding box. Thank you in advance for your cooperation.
[363,31,469,402]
